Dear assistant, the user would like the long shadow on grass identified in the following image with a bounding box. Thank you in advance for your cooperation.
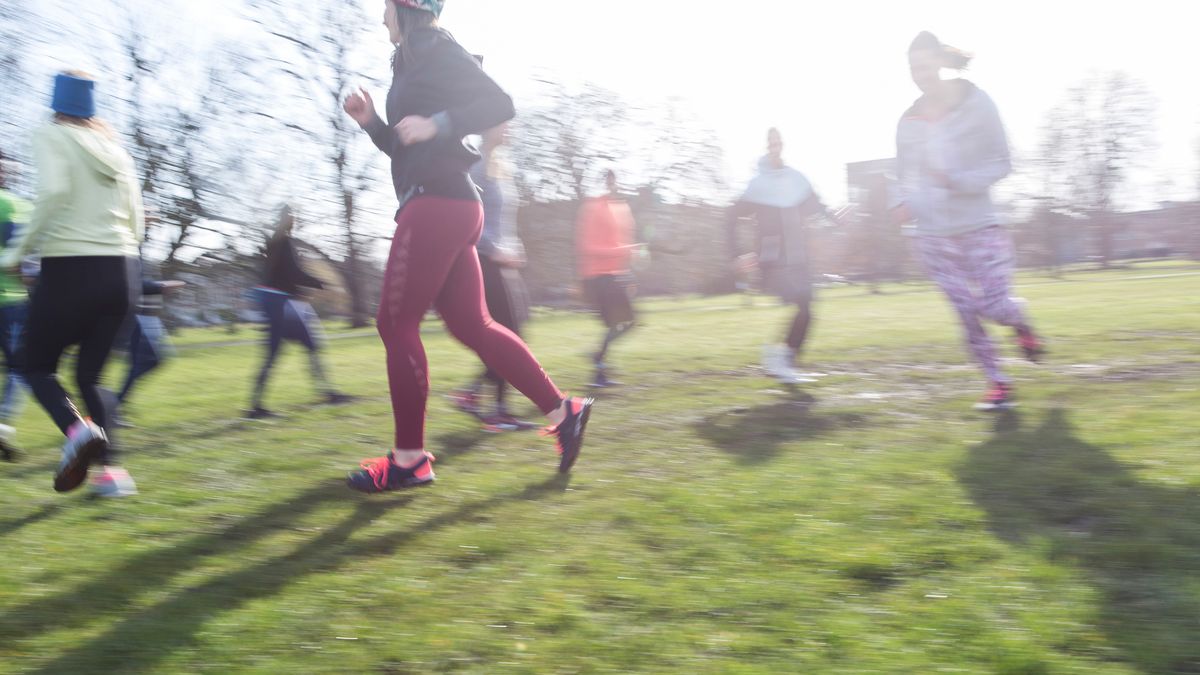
[0,480,390,646]
[693,396,870,463]
[24,474,569,674]
[959,409,1200,673]
[0,502,62,538]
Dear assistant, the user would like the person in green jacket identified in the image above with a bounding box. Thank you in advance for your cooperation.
[2,72,143,496]
[0,149,31,461]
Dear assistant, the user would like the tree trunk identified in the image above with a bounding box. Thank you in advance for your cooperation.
[341,190,370,328]
[1095,213,1113,269]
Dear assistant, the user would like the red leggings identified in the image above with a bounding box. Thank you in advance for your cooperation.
[378,196,563,449]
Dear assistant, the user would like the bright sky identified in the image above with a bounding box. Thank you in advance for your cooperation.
[422,0,1200,207]
[18,1,1199,221]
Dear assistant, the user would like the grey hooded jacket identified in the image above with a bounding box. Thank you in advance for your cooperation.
[895,81,1012,237]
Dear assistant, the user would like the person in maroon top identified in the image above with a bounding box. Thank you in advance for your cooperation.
[341,1,592,492]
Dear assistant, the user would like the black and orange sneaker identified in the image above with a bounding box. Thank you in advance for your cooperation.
[346,451,436,494]
[542,397,594,474]
[974,382,1015,412]
[1016,327,1045,363]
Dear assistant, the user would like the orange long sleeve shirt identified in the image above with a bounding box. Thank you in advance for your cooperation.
[576,195,636,279]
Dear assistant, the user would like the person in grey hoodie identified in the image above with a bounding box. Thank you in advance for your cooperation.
[728,128,839,385]
[892,32,1044,411]
[3,72,142,496]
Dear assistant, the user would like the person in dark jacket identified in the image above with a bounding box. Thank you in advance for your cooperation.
[114,273,184,410]
[728,127,839,386]
[446,120,537,431]
[341,0,592,493]
[245,205,352,419]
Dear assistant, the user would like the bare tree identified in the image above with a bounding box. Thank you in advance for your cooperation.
[1039,72,1156,267]
[631,97,728,204]
[508,79,630,202]
[244,0,386,327]
[0,0,51,167]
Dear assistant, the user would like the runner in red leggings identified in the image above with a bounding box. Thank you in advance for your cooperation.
[341,0,592,492]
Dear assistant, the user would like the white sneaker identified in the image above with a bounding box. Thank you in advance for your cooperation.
[90,466,138,498]
[761,345,816,385]
[0,423,15,461]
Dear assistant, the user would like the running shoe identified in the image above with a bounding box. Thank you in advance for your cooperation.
[446,389,482,418]
[347,451,436,494]
[55,419,107,493]
[974,382,1015,412]
[0,423,17,462]
[1016,327,1045,363]
[480,412,538,433]
[589,367,621,388]
[244,406,279,420]
[761,345,816,385]
[90,466,138,498]
[325,392,358,405]
[541,397,594,474]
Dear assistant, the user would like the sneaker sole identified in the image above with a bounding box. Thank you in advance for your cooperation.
[346,475,435,494]
[974,401,1017,412]
[558,399,593,474]
[92,485,139,498]
[54,436,106,493]
[482,421,538,433]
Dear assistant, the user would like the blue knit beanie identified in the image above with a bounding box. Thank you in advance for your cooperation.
[51,73,96,118]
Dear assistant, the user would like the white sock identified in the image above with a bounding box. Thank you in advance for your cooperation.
[390,449,425,467]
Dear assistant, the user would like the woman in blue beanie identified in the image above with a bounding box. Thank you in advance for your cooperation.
[2,71,143,496]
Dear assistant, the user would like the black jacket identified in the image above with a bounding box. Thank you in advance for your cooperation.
[363,27,515,209]
[264,237,323,296]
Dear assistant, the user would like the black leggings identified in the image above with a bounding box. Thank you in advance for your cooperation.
[478,256,525,408]
[785,301,812,354]
[250,295,331,408]
[20,256,137,462]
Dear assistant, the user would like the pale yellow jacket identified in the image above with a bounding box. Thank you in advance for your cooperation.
[2,122,143,267]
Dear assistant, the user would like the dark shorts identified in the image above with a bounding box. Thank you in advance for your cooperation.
[583,273,636,327]
[762,263,813,306]
[480,255,529,332]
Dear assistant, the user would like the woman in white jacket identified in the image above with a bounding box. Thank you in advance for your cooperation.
[891,32,1044,411]
[4,72,142,496]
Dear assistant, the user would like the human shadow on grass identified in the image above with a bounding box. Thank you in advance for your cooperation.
[0,454,58,484]
[23,474,570,674]
[692,394,870,464]
[0,480,388,645]
[958,408,1200,673]
[0,502,63,538]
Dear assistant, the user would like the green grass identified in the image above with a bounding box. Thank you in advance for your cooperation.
[1,262,1198,674]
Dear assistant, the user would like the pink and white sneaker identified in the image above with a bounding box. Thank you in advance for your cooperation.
[90,466,138,498]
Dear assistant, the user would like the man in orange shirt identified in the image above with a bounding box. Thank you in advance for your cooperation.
[577,170,639,388]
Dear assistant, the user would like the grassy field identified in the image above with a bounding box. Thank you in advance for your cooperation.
[1,262,1198,674]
